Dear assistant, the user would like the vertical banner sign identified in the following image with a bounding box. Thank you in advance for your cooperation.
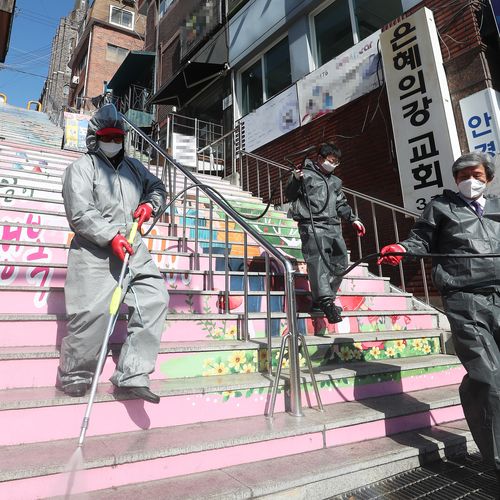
[380,8,461,213]
[460,88,500,195]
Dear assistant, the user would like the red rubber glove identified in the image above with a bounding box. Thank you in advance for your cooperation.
[352,220,366,237]
[133,203,153,229]
[110,234,134,262]
[377,244,406,266]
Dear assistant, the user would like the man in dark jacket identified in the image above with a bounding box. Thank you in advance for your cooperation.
[285,143,365,325]
[378,151,500,484]
[57,104,169,404]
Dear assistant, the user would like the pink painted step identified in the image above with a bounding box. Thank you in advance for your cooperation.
[0,383,466,499]
[0,287,411,315]
[1,265,226,291]
[0,365,465,446]
[0,306,435,349]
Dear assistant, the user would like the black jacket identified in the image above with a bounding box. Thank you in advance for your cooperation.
[401,190,500,294]
[285,159,358,225]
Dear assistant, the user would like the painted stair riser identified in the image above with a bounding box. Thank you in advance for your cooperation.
[0,288,411,315]
[0,208,296,243]
[0,173,280,205]
[0,366,465,446]
[0,215,304,261]
[0,310,437,350]
[0,143,78,161]
[0,156,70,173]
[1,268,241,292]
[0,168,265,199]
[0,404,466,499]
[0,223,306,263]
[0,197,297,238]
[0,332,444,389]
[0,242,278,273]
[0,178,263,209]
[0,169,62,187]
[0,149,73,167]
[0,163,64,178]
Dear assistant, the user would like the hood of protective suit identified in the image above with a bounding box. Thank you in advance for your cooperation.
[86,104,127,153]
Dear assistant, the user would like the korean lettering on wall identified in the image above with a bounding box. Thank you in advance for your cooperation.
[380,8,460,213]
[460,88,500,157]
[460,88,500,196]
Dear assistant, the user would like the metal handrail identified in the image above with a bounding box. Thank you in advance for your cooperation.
[230,151,435,304]
[122,114,319,417]
[237,150,290,171]
[198,127,236,154]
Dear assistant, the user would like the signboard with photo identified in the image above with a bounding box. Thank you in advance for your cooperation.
[239,85,300,153]
[63,112,90,152]
[296,30,382,125]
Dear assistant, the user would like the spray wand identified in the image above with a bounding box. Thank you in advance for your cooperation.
[77,221,138,448]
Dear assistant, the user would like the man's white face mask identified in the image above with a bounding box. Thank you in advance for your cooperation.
[457,178,486,199]
[321,159,339,173]
[98,141,123,158]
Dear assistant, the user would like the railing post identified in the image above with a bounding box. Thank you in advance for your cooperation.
[284,262,303,417]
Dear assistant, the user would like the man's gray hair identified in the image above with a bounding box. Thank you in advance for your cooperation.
[452,152,495,180]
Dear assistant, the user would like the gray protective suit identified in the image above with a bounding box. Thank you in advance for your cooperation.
[285,160,359,302]
[400,189,500,470]
[58,104,169,390]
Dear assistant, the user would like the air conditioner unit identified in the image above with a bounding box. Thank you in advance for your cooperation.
[71,76,80,85]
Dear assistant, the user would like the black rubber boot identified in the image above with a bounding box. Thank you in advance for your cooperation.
[319,298,342,324]
[311,301,342,315]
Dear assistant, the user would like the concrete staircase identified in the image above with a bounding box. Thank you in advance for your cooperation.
[0,103,474,499]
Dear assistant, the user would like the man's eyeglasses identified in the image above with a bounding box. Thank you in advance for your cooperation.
[99,135,124,143]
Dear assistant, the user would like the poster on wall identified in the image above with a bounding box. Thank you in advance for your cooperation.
[239,85,300,153]
[63,112,90,152]
[380,7,461,213]
[296,30,381,125]
[460,87,500,195]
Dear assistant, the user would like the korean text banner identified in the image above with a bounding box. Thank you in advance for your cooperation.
[296,30,381,126]
[380,7,461,213]
[460,88,500,195]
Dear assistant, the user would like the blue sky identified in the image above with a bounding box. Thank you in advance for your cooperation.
[0,0,75,108]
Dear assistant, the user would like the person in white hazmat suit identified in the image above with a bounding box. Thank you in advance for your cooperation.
[57,104,169,404]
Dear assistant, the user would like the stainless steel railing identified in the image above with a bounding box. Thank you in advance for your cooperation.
[122,115,323,417]
[229,150,434,306]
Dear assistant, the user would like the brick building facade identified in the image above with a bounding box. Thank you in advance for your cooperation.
[68,0,146,112]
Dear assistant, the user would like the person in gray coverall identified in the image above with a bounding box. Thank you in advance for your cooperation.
[57,104,169,404]
[285,143,365,325]
[378,151,500,486]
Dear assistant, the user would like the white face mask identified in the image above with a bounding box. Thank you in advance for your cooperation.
[98,141,123,158]
[321,159,339,173]
[457,178,486,199]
